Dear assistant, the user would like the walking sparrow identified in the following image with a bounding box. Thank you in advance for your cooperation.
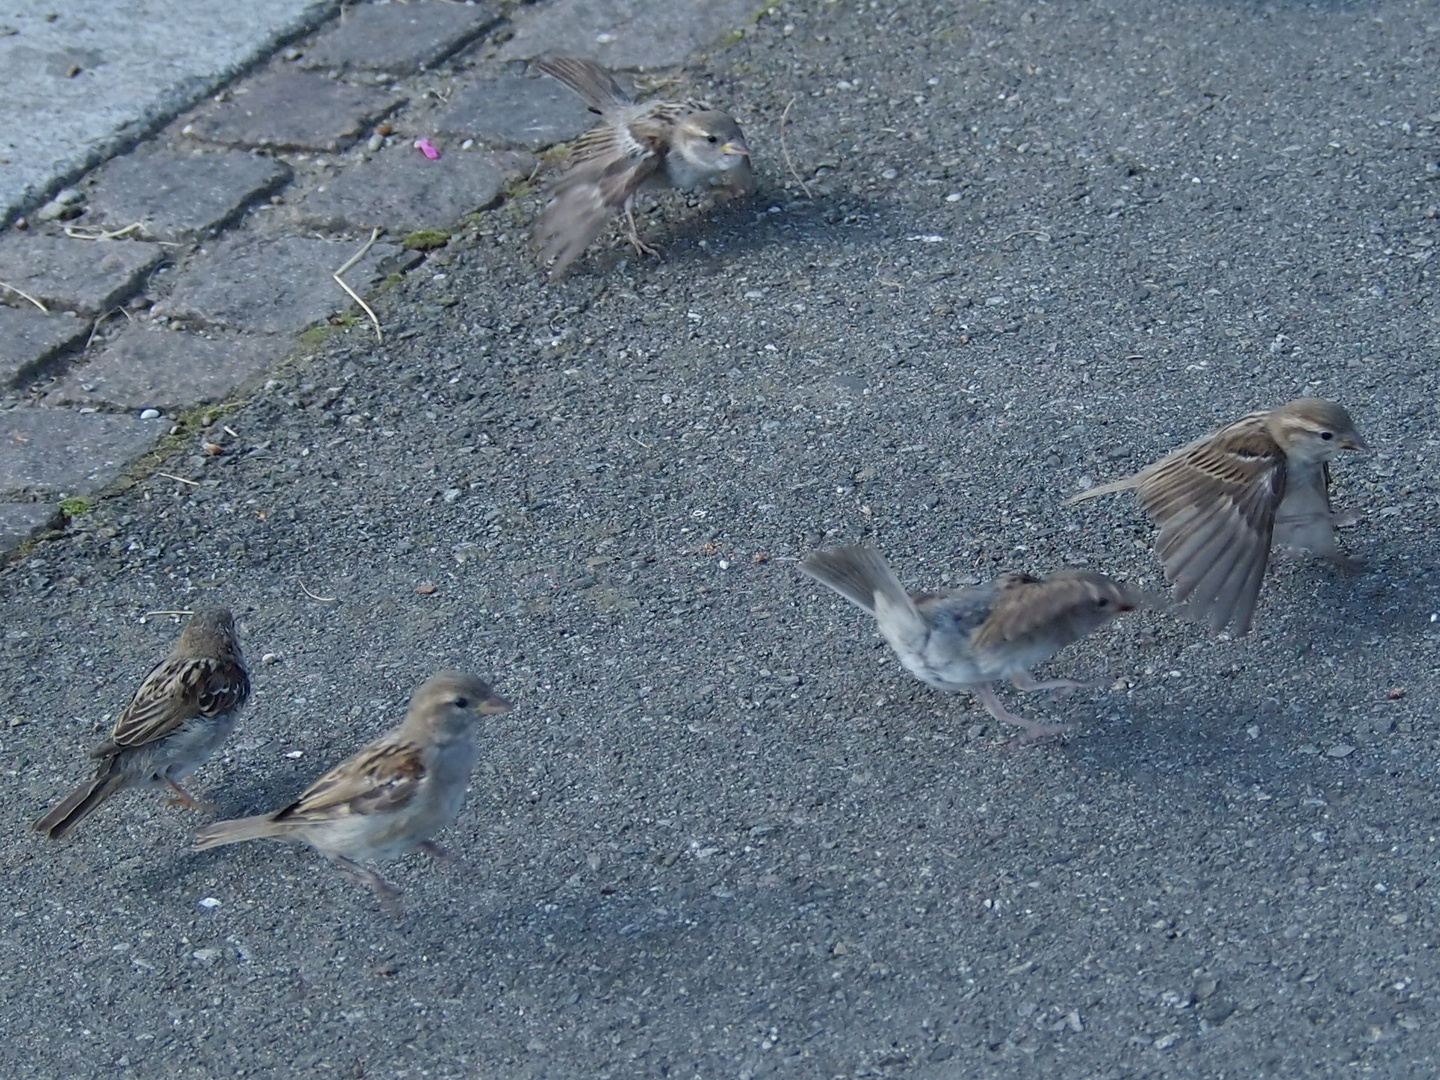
[193,671,511,909]
[1068,398,1367,635]
[799,546,1142,743]
[34,608,250,840]
[532,56,754,278]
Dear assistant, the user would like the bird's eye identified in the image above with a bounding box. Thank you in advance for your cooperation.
[1096,597,1110,608]
[1319,430,1334,441]
[453,696,470,708]
[706,134,718,144]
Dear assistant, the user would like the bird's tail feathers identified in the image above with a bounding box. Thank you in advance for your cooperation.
[536,56,632,110]
[799,546,913,616]
[192,815,290,851]
[33,772,127,840]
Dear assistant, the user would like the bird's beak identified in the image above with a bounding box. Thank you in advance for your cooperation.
[1341,433,1369,452]
[479,694,513,715]
[721,140,749,157]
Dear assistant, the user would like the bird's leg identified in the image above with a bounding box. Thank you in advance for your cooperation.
[623,198,659,257]
[973,683,1072,745]
[333,856,404,918]
[163,777,215,812]
[1011,670,1111,696]
[418,839,478,875]
[417,840,454,862]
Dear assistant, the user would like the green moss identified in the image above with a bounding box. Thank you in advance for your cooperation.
[59,496,92,517]
[402,229,451,251]
[298,325,338,348]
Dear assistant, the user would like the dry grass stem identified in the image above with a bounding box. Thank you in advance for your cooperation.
[0,281,48,312]
[299,580,338,602]
[333,227,384,343]
[780,97,812,199]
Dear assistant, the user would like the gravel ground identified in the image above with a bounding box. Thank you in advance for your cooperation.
[3,1,1439,1077]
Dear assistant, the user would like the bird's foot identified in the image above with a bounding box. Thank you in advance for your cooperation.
[975,683,1074,747]
[1011,671,1112,698]
[335,857,405,918]
[163,779,215,812]
[1006,718,1074,748]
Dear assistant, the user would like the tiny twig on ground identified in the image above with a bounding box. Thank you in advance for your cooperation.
[333,227,384,343]
[780,97,812,199]
[156,472,199,486]
[64,222,141,240]
[0,281,47,312]
[299,580,338,602]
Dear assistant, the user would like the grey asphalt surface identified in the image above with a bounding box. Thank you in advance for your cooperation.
[4,1,1440,1078]
[0,0,335,222]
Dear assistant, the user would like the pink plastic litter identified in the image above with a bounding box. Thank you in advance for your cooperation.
[413,138,440,160]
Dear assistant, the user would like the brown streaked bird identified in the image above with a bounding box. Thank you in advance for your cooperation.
[1068,398,1368,636]
[193,671,511,911]
[799,546,1144,743]
[34,608,250,840]
[532,55,754,278]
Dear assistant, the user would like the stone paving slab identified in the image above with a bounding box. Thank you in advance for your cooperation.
[302,0,500,75]
[153,232,413,335]
[0,501,61,556]
[0,0,341,224]
[0,408,167,498]
[46,325,284,412]
[186,70,403,152]
[0,234,163,316]
[433,74,594,151]
[0,306,90,388]
[290,145,532,234]
[85,149,292,241]
[498,0,756,69]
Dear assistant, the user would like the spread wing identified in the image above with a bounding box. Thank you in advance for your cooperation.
[533,150,664,277]
[535,56,633,111]
[272,738,426,825]
[1134,415,1286,634]
[971,572,1104,648]
[103,654,250,751]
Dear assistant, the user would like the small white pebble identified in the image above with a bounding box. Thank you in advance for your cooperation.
[192,948,222,963]
[139,408,160,420]
[595,32,615,43]
[945,192,962,202]
[198,897,221,909]
[460,138,474,150]
[1246,725,1260,740]
[285,750,304,759]
[718,560,730,570]
[261,652,278,664]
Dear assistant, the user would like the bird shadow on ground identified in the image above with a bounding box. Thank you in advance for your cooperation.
[565,189,910,281]
[1271,551,1431,645]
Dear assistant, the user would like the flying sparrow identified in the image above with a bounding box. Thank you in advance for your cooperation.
[33,608,250,840]
[532,55,754,278]
[192,671,511,910]
[1068,398,1368,635]
[799,546,1143,743]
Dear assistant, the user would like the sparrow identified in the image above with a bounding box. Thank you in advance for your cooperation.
[799,546,1142,743]
[532,55,754,278]
[1068,398,1368,635]
[192,671,511,909]
[33,608,250,840]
